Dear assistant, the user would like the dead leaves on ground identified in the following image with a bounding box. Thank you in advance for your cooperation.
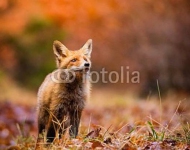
[0,101,36,149]
[1,100,190,149]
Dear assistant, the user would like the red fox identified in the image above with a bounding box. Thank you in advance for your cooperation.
[36,39,92,143]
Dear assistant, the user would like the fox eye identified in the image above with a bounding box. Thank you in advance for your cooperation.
[71,58,77,62]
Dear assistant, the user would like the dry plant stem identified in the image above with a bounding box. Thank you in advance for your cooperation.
[168,100,182,126]
[114,123,129,134]
[157,80,162,125]
[147,115,172,133]
[88,113,92,133]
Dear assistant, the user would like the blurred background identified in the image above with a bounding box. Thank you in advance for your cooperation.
[0,0,190,148]
[0,0,190,97]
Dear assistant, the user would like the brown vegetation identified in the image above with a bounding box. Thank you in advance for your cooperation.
[1,92,190,149]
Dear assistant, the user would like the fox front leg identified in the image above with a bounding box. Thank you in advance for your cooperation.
[37,108,49,139]
[69,110,82,138]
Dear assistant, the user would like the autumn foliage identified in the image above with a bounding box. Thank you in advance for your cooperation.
[0,0,190,93]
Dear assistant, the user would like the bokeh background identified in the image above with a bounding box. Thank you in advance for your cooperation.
[1,0,190,95]
[0,0,190,148]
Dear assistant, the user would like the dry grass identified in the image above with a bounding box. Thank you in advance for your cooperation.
[1,73,190,149]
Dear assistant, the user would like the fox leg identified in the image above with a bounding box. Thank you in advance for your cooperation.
[37,108,49,138]
[35,120,45,150]
[45,114,56,143]
[36,109,49,149]
[69,109,82,138]
[38,120,45,136]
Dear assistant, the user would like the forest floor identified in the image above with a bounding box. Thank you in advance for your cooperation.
[0,75,190,149]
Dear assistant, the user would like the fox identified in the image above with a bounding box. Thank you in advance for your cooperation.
[36,39,92,143]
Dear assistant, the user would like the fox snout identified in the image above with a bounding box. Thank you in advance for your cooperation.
[84,62,90,72]
[84,63,90,67]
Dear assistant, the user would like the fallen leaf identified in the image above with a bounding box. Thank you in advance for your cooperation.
[104,137,112,144]
[85,128,101,139]
[91,141,103,149]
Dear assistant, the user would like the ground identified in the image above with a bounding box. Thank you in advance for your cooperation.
[0,75,190,149]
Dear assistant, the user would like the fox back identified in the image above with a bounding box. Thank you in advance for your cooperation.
[36,39,92,144]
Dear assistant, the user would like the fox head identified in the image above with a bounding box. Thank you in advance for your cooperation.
[53,39,92,72]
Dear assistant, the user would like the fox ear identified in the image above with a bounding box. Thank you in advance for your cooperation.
[53,40,68,58]
[81,39,92,57]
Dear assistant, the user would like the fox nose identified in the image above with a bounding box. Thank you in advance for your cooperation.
[84,63,90,67]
